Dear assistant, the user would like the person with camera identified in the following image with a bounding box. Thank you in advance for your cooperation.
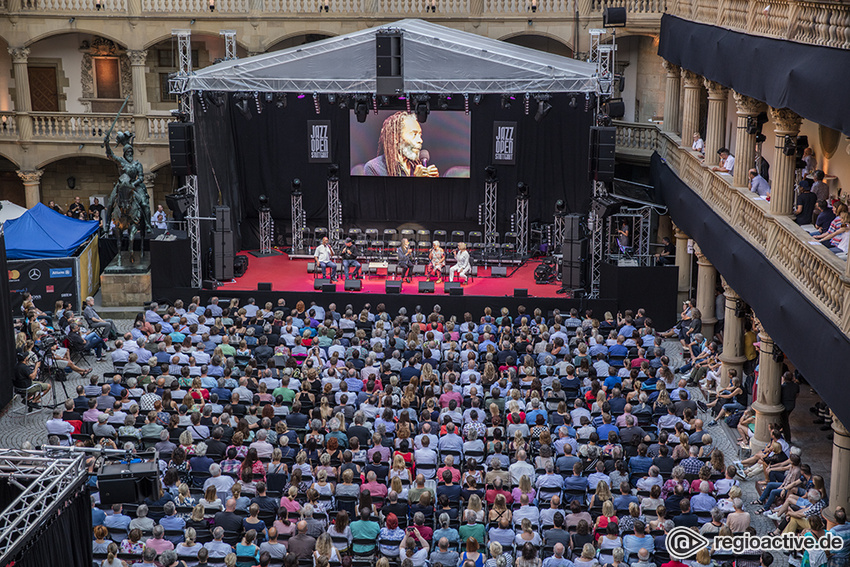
[13,351,50,410]
[44,332,94,376]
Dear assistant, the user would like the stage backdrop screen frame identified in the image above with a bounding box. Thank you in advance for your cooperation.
[349,110,471,178]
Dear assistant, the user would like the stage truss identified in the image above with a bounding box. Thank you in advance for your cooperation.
[291,191,305,253]
[259,206,273,255]
[608,206,652,264]
[515,196,529,257]
[0,449,88,565]
[483,179,498,247]
[588,180,607,298]
[328,176,342,249]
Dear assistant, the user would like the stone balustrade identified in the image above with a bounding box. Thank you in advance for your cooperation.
[615,120,850,333]
[31,112,135,140]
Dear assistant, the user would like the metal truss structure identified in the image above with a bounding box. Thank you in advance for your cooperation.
[259,207,273,255]
[327,177,342,249]
[588,180,608,298]
[0,449,88,565]
[483,179,498,246]
[609,206,652,264]
[587,28,616,97]
[220,30,238,61]
[291,191,305,253]
[552,213,568,252]
[515,196,529,256]
[170,29,202,287]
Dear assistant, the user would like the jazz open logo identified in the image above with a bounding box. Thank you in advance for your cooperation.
[666,526,710,559]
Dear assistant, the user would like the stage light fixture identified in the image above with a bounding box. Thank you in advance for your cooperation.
[380,95,389,105]
[555,199,566,213]
[373,93,378,114]
[473,94,483,105]
[501,94,512,110]
[414,94,430,123]
[524,93,530,115]
[464,93,469,115]
[206,91,225,107]
[328,163,339,180]
[354,94,369,123]
[485,165,497,182]
[569,95,577,109]
[783,135,796,156]
[534,95,552,122]
[327,93,337,105]
[313,92,321,114]
[438,95,449,111]
[166,193,192,217]
[517,181,529,200]
[259,194,269,207]
[254,92,262,114]
[291,179,302,196]
[274,93,287,108]
[233,93,252,120]
[197,91,208,113]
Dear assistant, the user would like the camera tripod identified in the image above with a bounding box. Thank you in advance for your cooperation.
[38,350,70,409]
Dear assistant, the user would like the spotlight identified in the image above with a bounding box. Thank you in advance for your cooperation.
[297,93,306,99]
[233,93,252,120]
[414,94,430,124]
[534,95,552,122]
[327,93,337,105]
[438,94,449,111]
[485,165,497,183]
[517,181,529,199]
[782,135,795,156]
[254,92,262,114]
[464,93,469,115]
[207,91,225,107]
[259,194,269,207]
[555,199,566,213]
[197,91,208,113]
[373,93,378,114]
[354,94,369,123]
[313,92,321,114]
[501,94,512,109]
[264,92,274,103]
[524,92,530,115]
[328,163,339,180]
[291,179,302,196]
[274,93,287,108]
[473,94,483,105]
[569,95,577,109]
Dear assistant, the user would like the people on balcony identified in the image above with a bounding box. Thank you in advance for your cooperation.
[747,169,770,199]
[691,133,705,156]
[794,182,817,226]
[711,148,735,175]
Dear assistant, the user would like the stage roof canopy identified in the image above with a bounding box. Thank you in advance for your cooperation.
[183,19,600,94]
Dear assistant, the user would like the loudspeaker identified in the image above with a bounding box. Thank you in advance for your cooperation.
[344,279,362,291]
[202,279,218,290]
[563,214,583,241]
[413,265,426,275]
[314,278,331,290]
[589,126,616,183]
[386,280,402,294]
[562,240,588,289]
[492,266,508,277]
[214,206,232,232]
[322,283,336,292]
[514,288,528,297]
[603,6,627,26]
[233,254,249,278]
[98,462,159,505]
[376,32,403,95]
[444,282,462,294]
[419,281,435,293]
[213,230,234,281]
[307,262,316,273]
[168,122,195,176]
[258,282,272,291]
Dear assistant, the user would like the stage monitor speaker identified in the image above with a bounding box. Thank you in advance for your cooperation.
[386,280,402,294]
[492,266,508,277]
[322,283,336,293]
[233,254,248,278]
[344,279,362,291]
[202,279,218,290]
[168,122,195,176]
[589,126,616,183]
[419,281,435,293]
[413,265,426,275]
[562,240,588,289]
[314,278,331,290]
[514,288,528,297]
[603,6,627,26]
[444,282,462,294]
[98,462,159,505]
[213,230,234,281]
[258,282,272,291]
[214,206,232,232]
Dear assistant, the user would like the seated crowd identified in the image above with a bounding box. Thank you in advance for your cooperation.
[26,297,848,567]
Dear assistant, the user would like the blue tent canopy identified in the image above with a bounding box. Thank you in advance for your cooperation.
[5,203,100,259]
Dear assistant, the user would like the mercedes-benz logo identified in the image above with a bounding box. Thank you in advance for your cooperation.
[28,268,41,281]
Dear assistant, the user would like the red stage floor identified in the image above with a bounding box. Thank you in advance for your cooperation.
[217,252,564,298]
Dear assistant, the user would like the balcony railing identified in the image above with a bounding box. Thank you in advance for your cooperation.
[615,121,850,333]
[31,112,135,140]
[669,0,850,50]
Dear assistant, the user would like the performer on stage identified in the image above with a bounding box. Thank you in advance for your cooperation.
[426,240,446,283]
[397,238,415,282]
[314,236,337,281]
[449,242,471,283]
[364,112,439,177]
[341,237,361,280]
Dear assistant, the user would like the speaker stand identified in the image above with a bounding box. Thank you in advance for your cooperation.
[247,249,283,258]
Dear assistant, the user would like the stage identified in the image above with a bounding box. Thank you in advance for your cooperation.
[218,251,565,298]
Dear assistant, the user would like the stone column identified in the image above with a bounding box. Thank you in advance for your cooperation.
[127,49,149,143]
[732,91,766,188]
[674,226,691,305]
[718,277,746,389]
[693,243,717,339]
[750,328,784,452]
[703,80,729,162]
[143,171,156,216]
[662,60,681,135]
[680,70,702,148]
[8,47,32,142]
[17,169,44,209]
[827,413,850,517]
[768,107,803,217]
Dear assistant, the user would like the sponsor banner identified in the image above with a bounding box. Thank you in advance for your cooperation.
[9,257,77,312]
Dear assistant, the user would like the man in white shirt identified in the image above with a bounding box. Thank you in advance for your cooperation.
[509,450,536,485]
[45,408,74,445]
[413,436,439,479]
[152,205,168,230]
[712,147,735,175]
[314,236,337,280]
[691,132,705,154]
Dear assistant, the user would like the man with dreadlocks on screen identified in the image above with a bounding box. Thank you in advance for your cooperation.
[364,111,440,177]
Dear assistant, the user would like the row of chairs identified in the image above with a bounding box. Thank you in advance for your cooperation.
[301,228,520,256]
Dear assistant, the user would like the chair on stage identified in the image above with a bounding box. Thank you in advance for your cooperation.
[365,228,380,256]
[449,230,465,250]
[503,231,518,246]
[468,231,482,247]
[383,229,398,248]
[299,227,312,253]
[434,230,448,249]
[313,227,328,248]
[386,240,401,262]
[417,229,431,244]
[400,228,415,244]
[501,242,516,261]
[348,228,362,241]
[417,240,430,261]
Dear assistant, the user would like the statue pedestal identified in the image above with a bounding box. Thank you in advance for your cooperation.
[100,252,151,307]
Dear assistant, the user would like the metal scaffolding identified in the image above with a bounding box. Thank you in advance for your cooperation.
[0,450,88,565]
[291,191,305,253]
[327,177,342,248]
[483,179,498,247]
[220,30,237,61]
[609,206,652,265]
[259,206,273,255]
[553,213,568,252]
[170,29,202,288]
[515,196,529,256]
[588,180,608,298]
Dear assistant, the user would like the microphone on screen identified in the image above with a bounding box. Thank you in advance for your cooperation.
[419,149,430,167]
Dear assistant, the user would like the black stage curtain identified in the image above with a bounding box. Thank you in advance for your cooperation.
[0,229,15,409]
[194,93,593,252]
[651,152,850,428]
[658,14,850,136]
[2,484,92,567]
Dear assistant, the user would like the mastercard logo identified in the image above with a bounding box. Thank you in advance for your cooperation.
[8,270,19,280]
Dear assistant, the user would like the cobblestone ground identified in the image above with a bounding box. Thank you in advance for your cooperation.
[0,331,783,562]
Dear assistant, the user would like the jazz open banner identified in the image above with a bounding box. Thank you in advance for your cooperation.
[8,257,77,312]
[77,234,100,302]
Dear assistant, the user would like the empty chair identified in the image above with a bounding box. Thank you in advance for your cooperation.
[383,228,398,243]
[348,228,363,239]
[417,229,431,243]
[503,231,518,244]
[400,228,415,243]
[434,229,447,243]
[365,228,381,250]
[468,231,482,245]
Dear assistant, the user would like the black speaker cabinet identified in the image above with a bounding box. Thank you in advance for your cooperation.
[258,282,272,291]
[444,282,462,294]
[202,279,218,290]
[233,254,249,278]
[98,462,159,505]
[344,279,362,291]
[322,283,336,293]
[418,281,435,293]
[386,280,402,294]
[168,122,195,176]
[213,229,234,281]
[214,206,232,232]
[314,278,331,290]
[514,288,528,297]
[492,266,508,277]
[589,126,616,183]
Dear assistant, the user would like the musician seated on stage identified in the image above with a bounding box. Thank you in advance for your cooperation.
[425,241,446,283]
[397,238,415,283]
[314,236,338,281]
[341,238,362,280]
[449,242,472,283]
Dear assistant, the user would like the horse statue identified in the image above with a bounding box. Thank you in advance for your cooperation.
[105,131,150,265]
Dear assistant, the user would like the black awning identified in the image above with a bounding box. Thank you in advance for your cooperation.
[658,14,850,136]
